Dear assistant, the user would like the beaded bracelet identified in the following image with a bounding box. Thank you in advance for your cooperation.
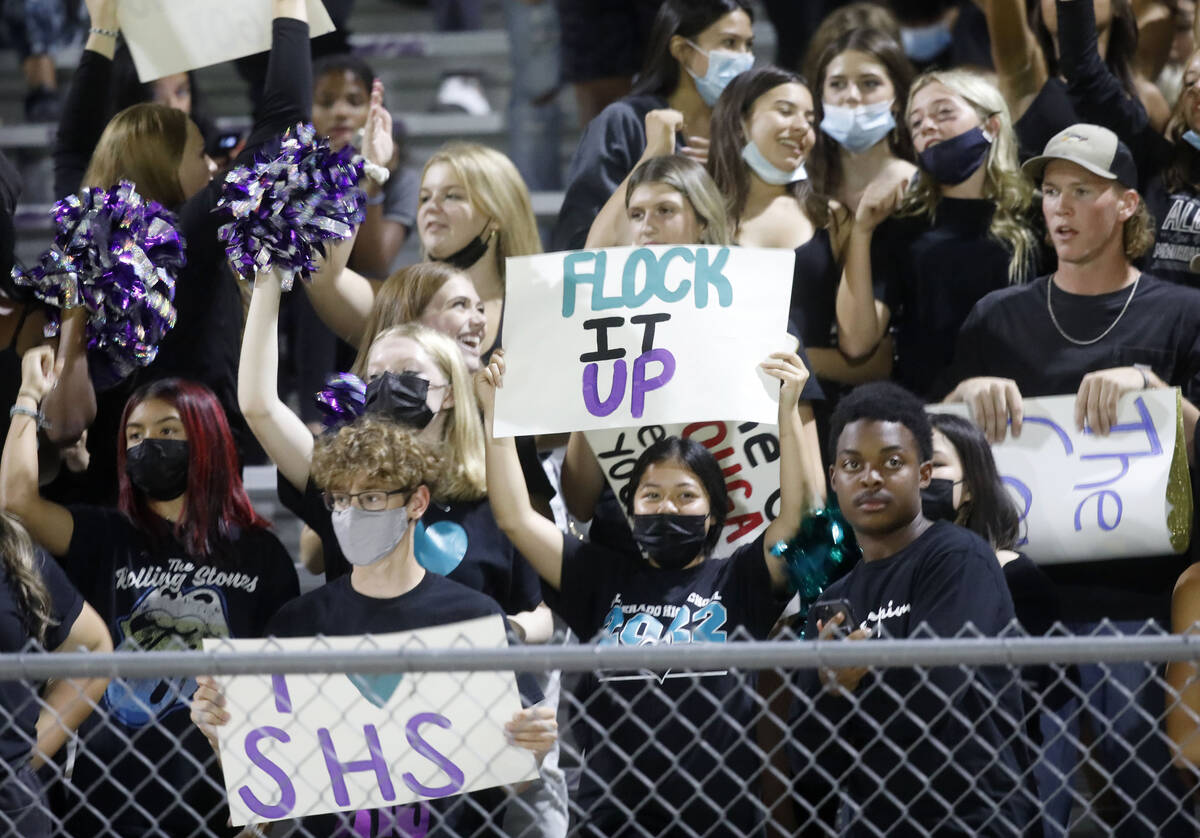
[89,26,119,38]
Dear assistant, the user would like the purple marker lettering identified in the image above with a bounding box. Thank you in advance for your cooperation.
[319,725,397,808]
[630,349,676,418]
[583,360,626,417]
[270,675,292,713]
[238,727,296,819]
[401,713,465,798]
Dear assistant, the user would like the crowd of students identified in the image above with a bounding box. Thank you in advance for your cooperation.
[7,0,1200,834]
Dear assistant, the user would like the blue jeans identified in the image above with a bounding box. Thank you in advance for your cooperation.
[503,0,563,196]
[1034,621,1191,837]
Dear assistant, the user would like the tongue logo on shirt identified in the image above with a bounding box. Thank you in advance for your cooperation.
[414,521,468,575]
[347,672,406,708]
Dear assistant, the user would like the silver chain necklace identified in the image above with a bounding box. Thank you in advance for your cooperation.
[1046,273,1140,346]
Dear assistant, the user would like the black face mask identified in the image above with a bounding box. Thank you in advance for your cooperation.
[917,125,991,185]
[433,224,494,270]
[365,371,436,430]
[631,514,709,570]
[920,477,960,523]
[125,438,190,501]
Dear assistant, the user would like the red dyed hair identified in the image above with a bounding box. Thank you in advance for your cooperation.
[117,378,267,559]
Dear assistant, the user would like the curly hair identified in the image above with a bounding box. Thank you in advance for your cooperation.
[902,70,1037,284]
[1123,198,1156,262]
[311,416,440,495]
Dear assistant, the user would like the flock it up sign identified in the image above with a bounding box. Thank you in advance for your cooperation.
[202,617,537,827]
[493,246,794,436]
[936,389,1191,563]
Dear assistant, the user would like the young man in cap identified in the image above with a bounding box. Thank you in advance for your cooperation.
[943,123,1200,836]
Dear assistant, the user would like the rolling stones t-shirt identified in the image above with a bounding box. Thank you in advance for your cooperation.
[54,505,299,838]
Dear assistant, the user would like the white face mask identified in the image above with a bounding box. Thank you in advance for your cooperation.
[741,139,808,185]
[820,99,896,153]
[332,505,411,567]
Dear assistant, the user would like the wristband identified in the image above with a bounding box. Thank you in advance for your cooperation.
[89,26,119,38]
[9,405,49,429]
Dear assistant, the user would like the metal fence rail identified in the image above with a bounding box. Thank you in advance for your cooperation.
[3,627,1200,837]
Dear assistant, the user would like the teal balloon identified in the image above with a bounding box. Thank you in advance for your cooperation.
[414,520,468,575]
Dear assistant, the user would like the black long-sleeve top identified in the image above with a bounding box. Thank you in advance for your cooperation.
[1055,0,1171,183]
[50,19,312,501]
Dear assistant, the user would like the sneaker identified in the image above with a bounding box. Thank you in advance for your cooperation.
[25,86,60,122]
[434,75,491,116]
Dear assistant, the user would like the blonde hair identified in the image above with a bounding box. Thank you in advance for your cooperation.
[625,155,733,245]
[83,103,190,206]
[364,323,486,501]
[420,142,541,280]
[1123,198,1156,261]
[351,262,466,377]
[0,514,55,647]
[902,70,1037,284]
[312,417,440,496]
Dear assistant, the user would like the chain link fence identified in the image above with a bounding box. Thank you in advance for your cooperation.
[4,622,1200,837]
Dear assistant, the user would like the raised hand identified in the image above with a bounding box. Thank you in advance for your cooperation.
[643,109,685,159]
[19,346,56,404]
[361,79,394,169]
[474,348,505,415]
[759,350,811,406]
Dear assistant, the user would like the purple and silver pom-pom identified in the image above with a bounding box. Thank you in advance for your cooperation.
[314,372,367,431]
[13,181,185,390]
[216,123,366,290]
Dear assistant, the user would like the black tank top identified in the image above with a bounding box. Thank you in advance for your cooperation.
[789,227,840,349]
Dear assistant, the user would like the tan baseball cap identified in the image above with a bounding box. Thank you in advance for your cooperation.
[1022,123,1138,189]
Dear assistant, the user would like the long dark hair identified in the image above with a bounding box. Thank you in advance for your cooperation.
[929,413,1021,552]
[708,66,830,227]
[631,0,754,99]
[808,27,915,200]
[1030,0,1139,99]
[117,378,268,560]
[624,437,729,558]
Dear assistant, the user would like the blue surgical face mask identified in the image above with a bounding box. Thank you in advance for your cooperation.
[900,20,953,63]
[741,139,807,185]
[821,99,896,153]
[686,40,754,107]
[1183,130,1200,153]
[917,125,992,185]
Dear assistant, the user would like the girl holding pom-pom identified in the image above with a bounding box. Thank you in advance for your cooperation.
[52,0,332,503]
[0,347,299,837]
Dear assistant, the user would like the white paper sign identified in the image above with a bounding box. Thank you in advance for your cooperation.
[117,0,336,81]
[936,389,1191,564]
[202,616,538,827]
[493,246,794,436]
[585,420,782,558]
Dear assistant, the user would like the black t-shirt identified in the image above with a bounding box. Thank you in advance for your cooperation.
[266,572,535,838]
[0,551,82,767]
[279,476,543,615]
[1145,181,1200,290]
[797,522,1035,835]
[54,506,299,838]
[551,94,669,252]
[950,274,1200,622]
[554,532,785,837]
[791,227,840,351]
[872,198,1027,398]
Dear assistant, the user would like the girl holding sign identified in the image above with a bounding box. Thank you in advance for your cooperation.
[0,347,299,838]
[477,347,824,837]
[709,66,893,396]
[835,69,1039,400]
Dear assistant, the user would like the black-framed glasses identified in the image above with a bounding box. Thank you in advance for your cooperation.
[322,489,408,512]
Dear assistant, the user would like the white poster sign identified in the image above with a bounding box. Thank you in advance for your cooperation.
[118,0,336,81]
[493,246,794,436]
[202,616,537,827]
[936,389,1191,563]
[585,420,782,558]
